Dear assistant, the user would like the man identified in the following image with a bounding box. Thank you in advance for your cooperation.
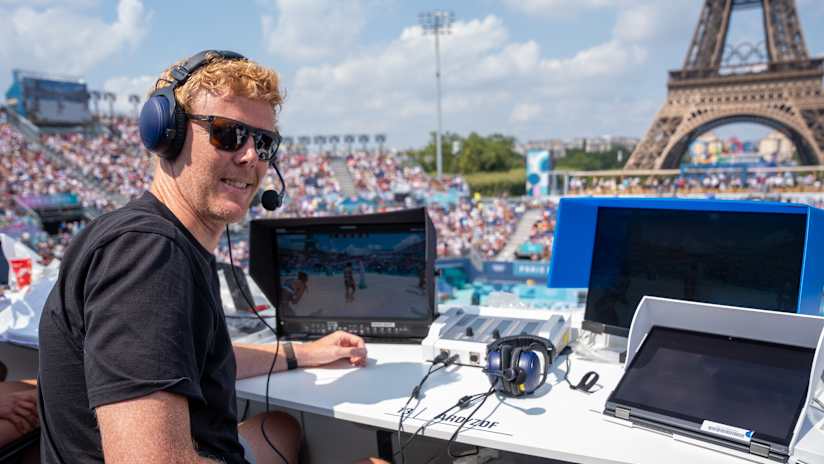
[38,51,382,463]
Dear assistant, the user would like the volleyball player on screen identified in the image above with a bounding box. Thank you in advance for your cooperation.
[344,262,356,303]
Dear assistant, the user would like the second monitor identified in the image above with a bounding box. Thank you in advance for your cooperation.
[585,206,805,336]
[547,197,824,338]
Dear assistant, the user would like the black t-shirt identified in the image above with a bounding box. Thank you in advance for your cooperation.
[38,192,247,463]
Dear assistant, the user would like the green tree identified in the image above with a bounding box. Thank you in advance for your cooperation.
[408,132,462,173]
[408,132,522,175]
[457,132,520,173]
[553,148,627,171]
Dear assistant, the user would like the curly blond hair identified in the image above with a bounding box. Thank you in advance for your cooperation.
[151,51,283,123]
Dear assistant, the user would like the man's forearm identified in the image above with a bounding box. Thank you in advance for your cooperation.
[233,342,301,379]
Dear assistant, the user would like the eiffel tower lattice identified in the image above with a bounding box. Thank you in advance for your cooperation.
[626,0,824,169]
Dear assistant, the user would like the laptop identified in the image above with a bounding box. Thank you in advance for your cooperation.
[604,326,815,462]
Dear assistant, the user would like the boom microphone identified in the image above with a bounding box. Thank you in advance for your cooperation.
[261,190,280,211]
[261,161,287,211]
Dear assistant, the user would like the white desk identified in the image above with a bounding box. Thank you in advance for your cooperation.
[235,344,776,464]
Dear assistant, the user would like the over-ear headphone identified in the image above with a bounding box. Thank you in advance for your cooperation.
[139,49,246,161]
[139,50,286,210]
[484,335,551,397]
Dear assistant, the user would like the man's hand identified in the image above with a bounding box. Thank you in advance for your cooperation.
[0,389,38,435]
[295,331,367,368]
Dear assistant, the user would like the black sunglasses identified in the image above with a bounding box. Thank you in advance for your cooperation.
[188,114,282,162]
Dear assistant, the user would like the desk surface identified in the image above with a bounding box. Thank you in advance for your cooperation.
[236,344,774,464]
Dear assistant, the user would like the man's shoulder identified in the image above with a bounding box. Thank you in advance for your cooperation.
[98,200,178,236]
[66,195,193,264]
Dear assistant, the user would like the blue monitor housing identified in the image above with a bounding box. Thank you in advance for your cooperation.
[547,197,824,337]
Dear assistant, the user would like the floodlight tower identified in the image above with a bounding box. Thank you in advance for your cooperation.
[128,94,140,118]
[89,91,101,117]
[358,134,369,152]
[344,134,355,154]
[313,135,326,153]
[298,136,311,152]
[103,92,116,119]
[419,10,454,179]
[375,134,387,154]
[329,135,340,156]
[282,136,294,155]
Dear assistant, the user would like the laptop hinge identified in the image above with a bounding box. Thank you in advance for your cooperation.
[749,442,770,458]
[615,407,631,420]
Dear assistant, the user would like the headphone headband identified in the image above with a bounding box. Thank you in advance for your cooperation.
[486,334,552,356]
[139,50,247,160]
[171,50,247,85]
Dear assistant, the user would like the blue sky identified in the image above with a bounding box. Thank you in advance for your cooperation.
[1,0,822,149]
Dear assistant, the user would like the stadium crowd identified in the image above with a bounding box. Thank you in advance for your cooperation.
[42,117,153,201]
[566,171,824,196]
[255,150,342,218]
[428,197,520,259]
[0,123,95,262]
[3,117,523,263]
[4,117,824,268]
[515,200,556,261]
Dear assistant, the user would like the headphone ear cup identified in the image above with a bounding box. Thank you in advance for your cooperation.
[518,351,542,394]
[485,351,502,386]
[138,88,188,161]
[139,94,172,154]
[163,105,188,161]
[510,347,523,396]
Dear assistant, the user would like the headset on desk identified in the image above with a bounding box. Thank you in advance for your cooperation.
[483,335,551,397]
[396,336,601,461]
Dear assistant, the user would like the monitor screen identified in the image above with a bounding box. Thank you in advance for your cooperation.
[585,207,805,336]
[608,326,814,447]
[275,224,429,320]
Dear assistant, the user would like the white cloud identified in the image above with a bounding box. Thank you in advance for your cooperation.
[261,0,365,61]
[614,2,700,45]
[510,103,542,123]
[613,3,660,43]
[280,14,648,144]
[0,0,151,76]
[102,74,154,115]
[504,0,615,17]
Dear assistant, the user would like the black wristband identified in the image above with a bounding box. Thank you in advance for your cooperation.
[282,342,298,370]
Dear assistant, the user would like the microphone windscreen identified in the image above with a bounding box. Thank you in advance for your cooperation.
[261,190,279,211]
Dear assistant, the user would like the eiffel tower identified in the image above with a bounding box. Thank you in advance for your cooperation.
[626,0,824,169]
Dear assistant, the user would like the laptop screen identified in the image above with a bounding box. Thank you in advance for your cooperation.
[609,326,814,446]
[585,207,805,336]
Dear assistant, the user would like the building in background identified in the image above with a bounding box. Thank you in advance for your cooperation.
[5,69,92,126]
